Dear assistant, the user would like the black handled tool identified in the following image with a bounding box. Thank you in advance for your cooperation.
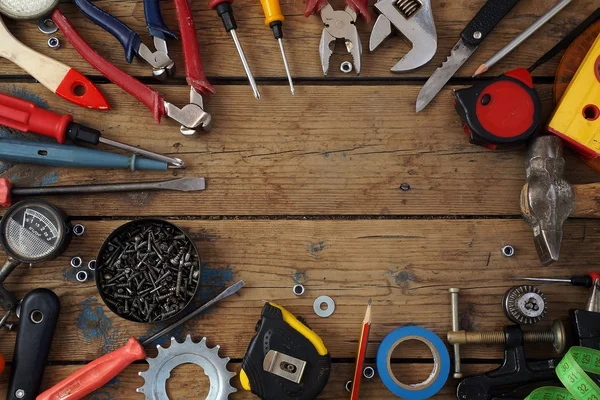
[7,289,61,400]
[416,0,522,112]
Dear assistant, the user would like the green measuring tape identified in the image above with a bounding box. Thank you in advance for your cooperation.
[526,347,600,400]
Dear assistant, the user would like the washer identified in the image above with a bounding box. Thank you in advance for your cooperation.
[313,296,335,318]
[76,270,88,282]
[340,61,353,73]
[70,256,82,268]
[37,16,58,34]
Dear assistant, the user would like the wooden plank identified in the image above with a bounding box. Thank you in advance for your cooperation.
[0,363,500,399]
[0,219,593,363]
[0,0,595,79]
[1,83,597,217]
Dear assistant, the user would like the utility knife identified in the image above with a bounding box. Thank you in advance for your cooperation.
[416,0,522,112]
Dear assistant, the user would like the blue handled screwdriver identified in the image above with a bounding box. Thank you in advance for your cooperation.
[0,138,169,171]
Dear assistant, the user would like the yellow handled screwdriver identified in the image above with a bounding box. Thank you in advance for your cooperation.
[260,0,295,95]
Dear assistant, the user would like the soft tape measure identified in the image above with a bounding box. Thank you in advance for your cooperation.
[526,346,600,400]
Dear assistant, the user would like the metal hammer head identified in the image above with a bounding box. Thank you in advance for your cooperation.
[521,136,574,265]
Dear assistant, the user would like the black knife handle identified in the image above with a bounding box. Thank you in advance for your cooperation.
[461,0,522,47]
[7,289,60,400]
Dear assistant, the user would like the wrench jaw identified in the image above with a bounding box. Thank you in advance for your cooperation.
[370,0,438,72]
[369,14,393,51]
[138,42,176,80]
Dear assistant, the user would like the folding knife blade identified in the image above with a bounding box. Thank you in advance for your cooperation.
[416,38,475,112]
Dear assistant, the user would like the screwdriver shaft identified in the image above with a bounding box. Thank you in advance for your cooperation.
[11,178,205,196]
[142,280,245,346]
[230,30,260,100]
[278,38,295,95]
[99,137,184,168]
[512,277,571,284]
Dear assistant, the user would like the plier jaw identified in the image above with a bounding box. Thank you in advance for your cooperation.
[165,87,212,136]
[319,4,362,76]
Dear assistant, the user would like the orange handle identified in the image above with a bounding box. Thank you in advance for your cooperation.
[36,338,146,400]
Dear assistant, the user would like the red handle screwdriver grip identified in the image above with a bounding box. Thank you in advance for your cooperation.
[36,338,146,400]
[0,92,72,144]
[209,0,232,9]
[0,178,12,208]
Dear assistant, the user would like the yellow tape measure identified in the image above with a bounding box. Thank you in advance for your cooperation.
[526,347,600,400]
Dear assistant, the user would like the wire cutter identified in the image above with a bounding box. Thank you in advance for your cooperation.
[53,0,214,135]
[74,0,176,79]
[305,0,371,76]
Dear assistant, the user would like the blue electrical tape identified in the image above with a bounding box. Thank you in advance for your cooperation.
[376,326,450,399]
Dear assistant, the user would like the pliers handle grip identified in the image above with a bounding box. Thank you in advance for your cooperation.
[304,0,372,21]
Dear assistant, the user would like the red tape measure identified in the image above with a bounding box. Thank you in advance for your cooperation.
[454,68,542,149]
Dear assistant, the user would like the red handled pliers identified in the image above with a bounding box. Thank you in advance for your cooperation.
[52,0,214,135]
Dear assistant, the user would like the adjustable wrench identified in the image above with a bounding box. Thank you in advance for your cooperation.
[370,0,437,72]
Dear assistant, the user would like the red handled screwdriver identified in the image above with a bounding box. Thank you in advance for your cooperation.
[36,281,244,400]
[0,91,183,167]
[512,273,600,289]
[209,0,260,99]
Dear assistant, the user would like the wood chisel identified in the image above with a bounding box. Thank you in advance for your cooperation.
[0,177,206,207]
[416,0,522,112]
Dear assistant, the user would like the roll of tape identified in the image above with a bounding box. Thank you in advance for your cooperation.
[376,326,450,399]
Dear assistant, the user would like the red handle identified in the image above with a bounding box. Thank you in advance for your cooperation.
[36,338,146,400]
[174,0,215,94]
[304,0,327,17]
[0,92,72,144]
[0,178,10,207]
[304,0,371,21]
[209,0,232,8]
[51,9,166,124]
[590,272,600,285]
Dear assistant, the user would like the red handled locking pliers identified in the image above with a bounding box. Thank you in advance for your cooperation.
[52,0,214,135]
[305,0,371,76]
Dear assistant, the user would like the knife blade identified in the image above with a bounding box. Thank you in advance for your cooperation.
[416,0,522,112]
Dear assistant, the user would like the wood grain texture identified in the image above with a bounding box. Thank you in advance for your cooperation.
[0,0,594,79]
[0,1,598,399]
[0,83,598,217]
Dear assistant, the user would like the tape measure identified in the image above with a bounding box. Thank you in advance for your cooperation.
[525,346,600,400]
[376,326,449,399]
[454,68,542,149]
[240,302,331,400]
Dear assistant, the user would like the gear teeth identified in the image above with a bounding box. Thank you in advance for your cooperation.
[185,334,193,344]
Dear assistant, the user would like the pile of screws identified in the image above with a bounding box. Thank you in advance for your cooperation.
[97,220,200,323]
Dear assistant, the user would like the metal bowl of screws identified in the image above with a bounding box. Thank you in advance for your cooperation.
[96,219,201,323]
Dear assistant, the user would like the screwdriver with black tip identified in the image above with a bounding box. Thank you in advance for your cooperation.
[210,0,260,100]
[259,0,295,95]
[512,273,600,289]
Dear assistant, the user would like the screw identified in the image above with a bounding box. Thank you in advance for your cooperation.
[449,288,463,379]
[447,320,566,354]
[15,389,25,398]
[399,183,411,191]
[473,31,482,40]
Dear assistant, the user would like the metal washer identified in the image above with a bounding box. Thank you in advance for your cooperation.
[314,296,335,318]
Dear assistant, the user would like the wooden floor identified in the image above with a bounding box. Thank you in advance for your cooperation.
[0,0,598,399]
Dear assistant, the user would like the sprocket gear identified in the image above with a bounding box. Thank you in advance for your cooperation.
[502,285,547,325]
[137,335,236,400]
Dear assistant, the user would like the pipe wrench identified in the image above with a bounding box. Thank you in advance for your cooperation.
[370,0,437,72]
[305,0,371,76]
[74,0,176,79]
